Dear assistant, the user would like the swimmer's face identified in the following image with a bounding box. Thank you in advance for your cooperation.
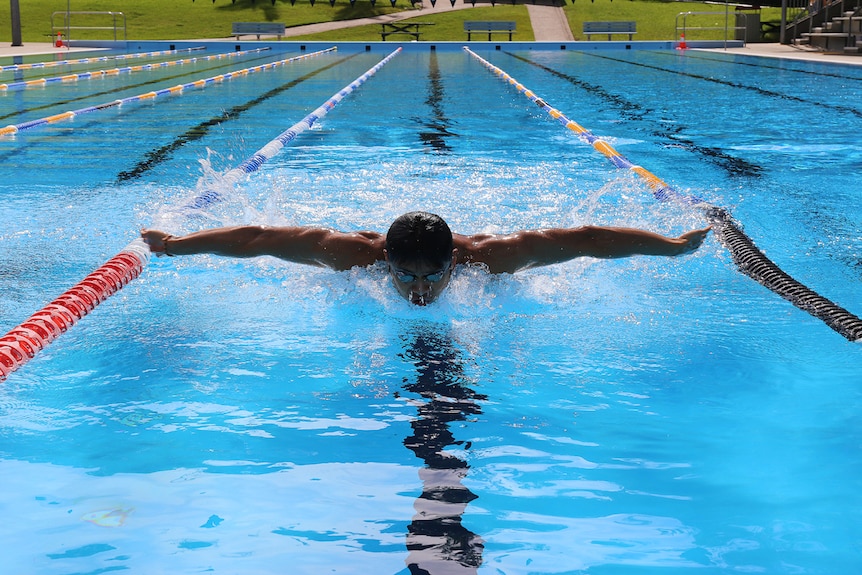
[386,252,456,306]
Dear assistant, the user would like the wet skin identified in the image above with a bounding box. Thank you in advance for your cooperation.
[386,251,457,306]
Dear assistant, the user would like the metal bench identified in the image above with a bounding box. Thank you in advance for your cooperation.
[232,22,284,40]
[464,21,517,41]
[583,21,637,40]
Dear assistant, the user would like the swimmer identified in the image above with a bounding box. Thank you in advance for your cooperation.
[141,211,710,306]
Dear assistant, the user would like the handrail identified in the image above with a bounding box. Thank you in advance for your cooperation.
[784,0,862,44]
[51,11,127,43]
[675,10,747,47]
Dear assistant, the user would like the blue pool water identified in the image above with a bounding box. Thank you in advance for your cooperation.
[1,43,861,574]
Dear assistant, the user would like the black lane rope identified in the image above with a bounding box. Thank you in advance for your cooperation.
[705,206,862,341]
[465,47,862,342]
[506,52,763,179]
[116,53,358,182]
[581,51,862,120]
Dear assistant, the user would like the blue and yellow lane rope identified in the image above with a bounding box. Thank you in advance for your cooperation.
[464,47,705,209]
[0,48,404,381]
[463,47,862,342]
[167,47,403,214]
[0,46,207,74]
[0,47,336,137]
[0,47,271,92]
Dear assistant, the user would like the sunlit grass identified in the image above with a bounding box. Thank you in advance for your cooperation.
[0,0,782,42]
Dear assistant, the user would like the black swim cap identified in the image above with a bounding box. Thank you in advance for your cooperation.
[385,212,453,267]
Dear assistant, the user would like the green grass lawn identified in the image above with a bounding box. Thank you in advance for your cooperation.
[0,0,782,43]
[2,0,406,42]
[564,2,782,42]
[288,6,532,42]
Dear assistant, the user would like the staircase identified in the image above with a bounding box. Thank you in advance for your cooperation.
[790,0,862,54]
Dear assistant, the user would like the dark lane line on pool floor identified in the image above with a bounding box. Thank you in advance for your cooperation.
[115,54,359,183]
[782,186,862,280]
[0,52,281,124]
[581,51,862,119]
[401,329,485,572]
[505,52,763,179]
[478,50,862,341]
[416,50,456,153]
[647,50,862,82]
[0,53,309,172]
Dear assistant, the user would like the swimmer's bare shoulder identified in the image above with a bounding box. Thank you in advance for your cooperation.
[315,229,386,270]
[264,227,385,270]
[453,232,523,274]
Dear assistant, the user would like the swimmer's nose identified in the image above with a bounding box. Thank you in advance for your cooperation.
[410,284,433,306]
[410,290,431,306]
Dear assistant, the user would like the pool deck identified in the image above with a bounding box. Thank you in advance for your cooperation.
[699,42,862,66]
[0,0,859,64]
[1,41,860,66]
[0,42,95,57]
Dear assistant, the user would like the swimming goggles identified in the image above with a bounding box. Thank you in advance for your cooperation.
[391,264,450,284]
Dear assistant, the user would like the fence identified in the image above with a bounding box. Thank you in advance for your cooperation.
[675,10,751,45]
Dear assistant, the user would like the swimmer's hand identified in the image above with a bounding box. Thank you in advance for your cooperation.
[141,229,173,256]
[675,226,711,255]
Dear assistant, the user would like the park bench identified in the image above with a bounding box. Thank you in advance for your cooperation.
[583,21,637,40]
[464,21,517,41]
[232,22,284,40]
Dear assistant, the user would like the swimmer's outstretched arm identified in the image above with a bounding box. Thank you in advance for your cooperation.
[141,226,385,271]
[455,225,711,274]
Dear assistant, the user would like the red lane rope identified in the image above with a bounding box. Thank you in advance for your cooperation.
[0,48,404,382]
[0,242,148,381]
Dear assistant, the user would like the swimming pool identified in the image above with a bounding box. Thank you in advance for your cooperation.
[1,42,860,573]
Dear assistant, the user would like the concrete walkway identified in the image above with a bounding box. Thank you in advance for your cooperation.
[0,42,94,57]
[3,41,860,67]
[526,3,574,42]
[1,25,861,66]
[694,42,862,66]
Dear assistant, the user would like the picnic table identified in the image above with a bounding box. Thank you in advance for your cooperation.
[380,22,435,41]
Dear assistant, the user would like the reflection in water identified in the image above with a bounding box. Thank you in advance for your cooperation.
[400,328,486,574]
[417,50,456,153]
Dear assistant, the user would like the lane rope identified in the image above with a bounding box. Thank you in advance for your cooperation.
[0,47,336,137]
[0,46,207,73]
[0,47,403,382]
[161,48,401,219]
[0,47,272,92]
[464,47,862,342]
